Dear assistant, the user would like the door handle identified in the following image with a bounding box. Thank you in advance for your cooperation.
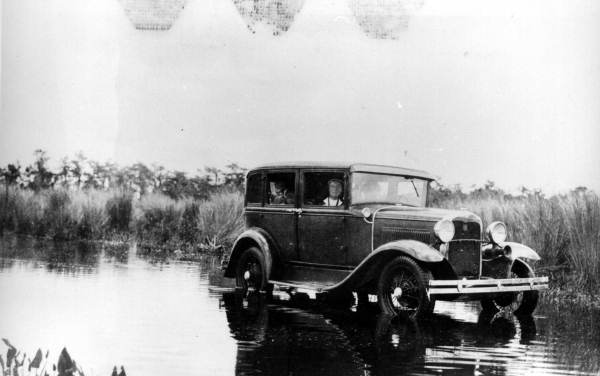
[285,208,303,214]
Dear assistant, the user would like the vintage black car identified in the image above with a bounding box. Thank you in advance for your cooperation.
[223,162,548,318]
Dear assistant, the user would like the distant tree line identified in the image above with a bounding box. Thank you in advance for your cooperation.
[2,150,590,202]
[429,179,590,205]
[0,149,247,200]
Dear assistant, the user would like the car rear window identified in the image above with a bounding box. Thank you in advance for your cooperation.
[266,172,296,206]
[246,173,263,205]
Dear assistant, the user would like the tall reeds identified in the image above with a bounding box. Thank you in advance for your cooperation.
[1,185,244,255]
[559,192,600,292]
[0,187,125,241]
[1,183,598,297]
[439,191,600,295]
[133,191,244,254]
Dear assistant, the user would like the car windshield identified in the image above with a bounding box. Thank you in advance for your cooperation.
[351,172,429,207]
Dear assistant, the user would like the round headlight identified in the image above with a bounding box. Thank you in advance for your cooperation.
[434,219,455,243]
[486,221,507,244]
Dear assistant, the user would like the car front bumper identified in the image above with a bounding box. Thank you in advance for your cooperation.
[428,276,549,295]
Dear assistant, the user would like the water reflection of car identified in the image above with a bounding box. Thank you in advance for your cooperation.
[222,162,548,318]
[220,292,537,375]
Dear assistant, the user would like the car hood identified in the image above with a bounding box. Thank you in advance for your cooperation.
[356,205,482,224]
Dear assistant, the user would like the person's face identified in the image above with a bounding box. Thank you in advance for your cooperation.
[274,183,284,195]
[329,182,342,198]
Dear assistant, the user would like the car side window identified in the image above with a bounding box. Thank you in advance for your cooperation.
[303,172,345,207]
[266,172,296,206]
[246,173,262,205]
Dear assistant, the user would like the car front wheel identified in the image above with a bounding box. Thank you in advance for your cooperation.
[480,261,539,315]
[377,256,435,319]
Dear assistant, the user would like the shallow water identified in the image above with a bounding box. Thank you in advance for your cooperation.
[0,235,598,376]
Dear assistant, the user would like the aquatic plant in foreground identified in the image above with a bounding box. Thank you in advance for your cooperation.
[1,338,82,376]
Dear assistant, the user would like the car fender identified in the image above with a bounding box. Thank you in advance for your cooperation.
[324,240,444,292]
[373,239,444,262]
[511,257,536,276]
[500,241,541,261]
[224,228,274,279]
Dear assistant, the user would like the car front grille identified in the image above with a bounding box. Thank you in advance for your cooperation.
[453,220,481,240]
[447,240,480,278]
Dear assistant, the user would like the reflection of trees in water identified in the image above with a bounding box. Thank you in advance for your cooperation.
[536,304,600,374]
[220,292,547,375]
[232,0,305,36]
[119,0,187,30]
[0,235,133,274]
[42,241,100,274]
[349,0,424,40]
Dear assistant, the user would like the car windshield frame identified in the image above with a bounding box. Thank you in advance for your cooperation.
[350,172,430,207]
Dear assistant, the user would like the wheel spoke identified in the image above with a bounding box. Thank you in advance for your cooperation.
[386,267,420,311]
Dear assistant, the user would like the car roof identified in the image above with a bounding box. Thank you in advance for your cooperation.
[249,161,437,180]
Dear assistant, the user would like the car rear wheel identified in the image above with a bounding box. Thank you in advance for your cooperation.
[480,262,539,315]
[235,247,271,294]
[377,256,435,319]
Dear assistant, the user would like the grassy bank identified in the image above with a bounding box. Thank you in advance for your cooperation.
[133,191,243,256]
[1,185,598,306]
[0,186,243,259]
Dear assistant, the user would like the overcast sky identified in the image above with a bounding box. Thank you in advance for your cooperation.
[1,0,599,193]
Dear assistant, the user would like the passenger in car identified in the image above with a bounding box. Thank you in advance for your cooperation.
[271,181,295,204]
[323,179,344,206]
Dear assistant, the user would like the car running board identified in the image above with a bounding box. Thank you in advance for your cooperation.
[269,280,336,293]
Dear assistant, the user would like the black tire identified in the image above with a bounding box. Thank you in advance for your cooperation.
[235,247,271,293]
[377,256,435,319]
[480,261,539,315]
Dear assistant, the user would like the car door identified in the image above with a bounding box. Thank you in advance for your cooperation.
[297,170,350,266]
[260,170,300,263]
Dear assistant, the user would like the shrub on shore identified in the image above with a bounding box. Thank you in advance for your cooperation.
[134,193,187,250]
[1,187,109,241]
[106,190,133,232]
[195,192,244,252]
[134,191,244,255]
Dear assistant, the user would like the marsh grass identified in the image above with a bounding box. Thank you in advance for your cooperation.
[439,191,600,298]
[134,193,187,251]
[1,185,243,258]
[105,191,133,232]
[1,187,118,241]
[195,192,245,252]
[1,183,598,301]
[134,191,244,257]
